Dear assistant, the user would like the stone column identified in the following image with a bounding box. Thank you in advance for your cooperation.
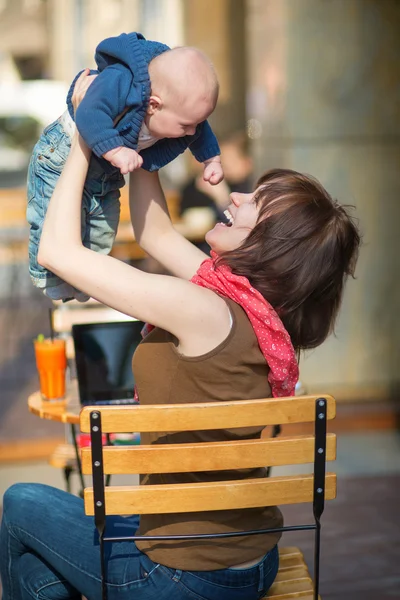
[184,0,247,138]
[47,0,76,81]
[246,0,400,401]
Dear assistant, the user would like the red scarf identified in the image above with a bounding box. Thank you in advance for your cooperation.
[139,253,298,399]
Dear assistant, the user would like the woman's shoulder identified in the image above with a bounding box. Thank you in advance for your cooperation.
[223,298,267,350]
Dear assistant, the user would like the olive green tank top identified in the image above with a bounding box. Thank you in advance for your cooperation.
[132,297,283,570]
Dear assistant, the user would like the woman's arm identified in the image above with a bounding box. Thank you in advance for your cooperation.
[38,125,229,356]
[129,169,208,280]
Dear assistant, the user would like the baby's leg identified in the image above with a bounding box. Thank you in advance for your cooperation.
[82,157,124,259]
[27,115,89,302]
[27,115,123,303]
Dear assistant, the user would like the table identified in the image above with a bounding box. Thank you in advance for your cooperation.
[28,389,85,493]
[28,390,80,425]
[28,388,132,494]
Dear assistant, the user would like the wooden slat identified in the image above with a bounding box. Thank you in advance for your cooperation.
[80,396,336,433]
[81,434,336,475]
[279,559,307,571]
[266,591,319,599]
[277,547,307,571]
[279,554,307,570]
[278,547,304,557]
[268,577,313,595]
[83,472,336,515]
[263,547,321,600]
[274,567,310,582]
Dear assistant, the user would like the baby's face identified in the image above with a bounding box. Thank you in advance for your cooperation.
[146,96,214,139]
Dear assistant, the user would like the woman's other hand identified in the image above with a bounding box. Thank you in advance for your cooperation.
[71,68,97,114]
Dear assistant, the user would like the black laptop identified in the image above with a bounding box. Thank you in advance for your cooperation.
[72,320,145,405]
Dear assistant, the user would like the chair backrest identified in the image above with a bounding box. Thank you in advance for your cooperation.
[80,394,336,517]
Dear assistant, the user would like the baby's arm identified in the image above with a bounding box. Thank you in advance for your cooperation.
[103,147,143,175]
[203,156,223,185]
[187,121,224,185]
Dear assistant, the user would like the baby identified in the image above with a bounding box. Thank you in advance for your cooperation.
[27,32,222,302]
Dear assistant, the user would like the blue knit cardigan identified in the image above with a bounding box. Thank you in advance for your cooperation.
[66,32,220,172]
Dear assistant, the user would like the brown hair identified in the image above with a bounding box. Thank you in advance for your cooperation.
[217,168,360,351]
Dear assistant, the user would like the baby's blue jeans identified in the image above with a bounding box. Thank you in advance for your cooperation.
[26,113,125,302]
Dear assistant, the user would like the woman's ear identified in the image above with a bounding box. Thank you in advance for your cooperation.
[147,95,163,114]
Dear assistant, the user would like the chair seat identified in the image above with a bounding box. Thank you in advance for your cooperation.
[49,443,77,470]
[264,547,320,599]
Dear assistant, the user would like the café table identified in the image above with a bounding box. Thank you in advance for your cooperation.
[28,384,139,495]
[28,384,85,493]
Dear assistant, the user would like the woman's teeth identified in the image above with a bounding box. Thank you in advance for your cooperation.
[223,209,234,226]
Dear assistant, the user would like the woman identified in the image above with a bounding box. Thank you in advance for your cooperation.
[0,72,360,600]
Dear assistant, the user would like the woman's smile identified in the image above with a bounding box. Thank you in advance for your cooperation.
[205,192,260,252]
[223,209,234,226]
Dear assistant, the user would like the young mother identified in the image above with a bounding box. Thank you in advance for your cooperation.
[0,72,360,600]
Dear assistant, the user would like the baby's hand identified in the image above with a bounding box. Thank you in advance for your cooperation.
[203,157,224,186]
[103,147,143,175]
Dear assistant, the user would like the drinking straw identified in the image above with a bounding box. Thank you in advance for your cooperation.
[48,308,54,342]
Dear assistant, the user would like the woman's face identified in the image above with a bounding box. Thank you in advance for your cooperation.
[205,189,261,253]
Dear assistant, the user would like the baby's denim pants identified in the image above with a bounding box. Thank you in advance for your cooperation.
[27,111,125,302]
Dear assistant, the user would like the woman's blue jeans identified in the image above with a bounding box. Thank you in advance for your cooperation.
[0,483,279,600]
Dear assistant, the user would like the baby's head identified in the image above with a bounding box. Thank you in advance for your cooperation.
[146,47,219,138]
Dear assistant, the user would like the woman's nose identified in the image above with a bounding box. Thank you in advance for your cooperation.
[230,192,249,207]
[230,192,241,207]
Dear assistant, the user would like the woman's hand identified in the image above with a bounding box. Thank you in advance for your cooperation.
[71,68,97,114]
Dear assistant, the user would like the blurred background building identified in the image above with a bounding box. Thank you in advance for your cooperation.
[0,0,399,440]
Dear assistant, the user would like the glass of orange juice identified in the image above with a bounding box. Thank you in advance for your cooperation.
[34,335,67,401]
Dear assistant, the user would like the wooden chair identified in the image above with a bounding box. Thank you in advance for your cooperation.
[80,395,336,600]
